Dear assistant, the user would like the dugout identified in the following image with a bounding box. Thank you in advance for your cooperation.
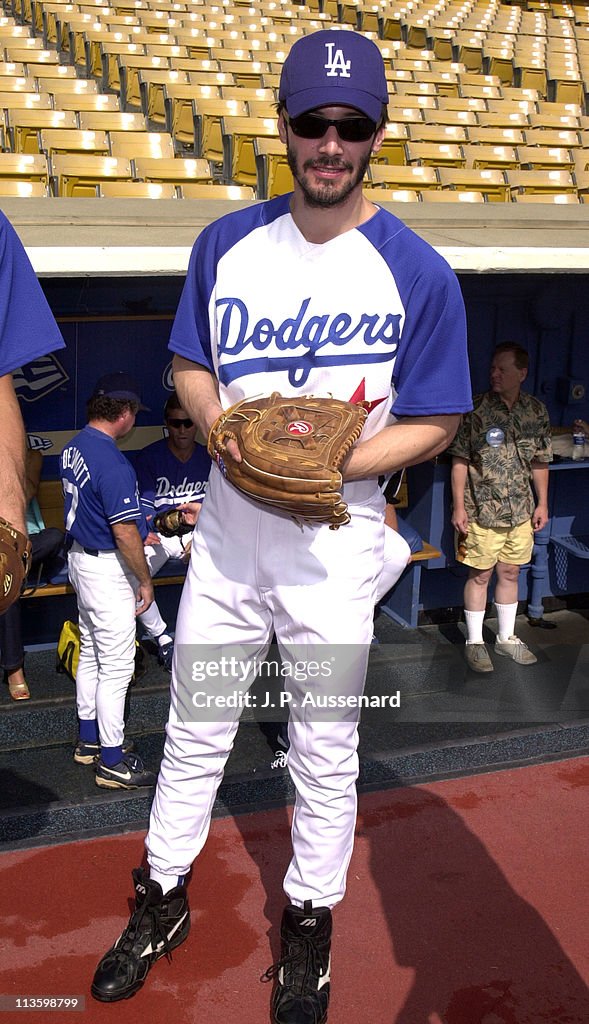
[5,196,589,640]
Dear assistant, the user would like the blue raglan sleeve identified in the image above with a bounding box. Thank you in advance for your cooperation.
[168,226,218,371]
[392,257,472,417]
[0,211,66,377]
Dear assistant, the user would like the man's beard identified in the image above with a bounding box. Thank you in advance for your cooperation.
[286,149,372,208]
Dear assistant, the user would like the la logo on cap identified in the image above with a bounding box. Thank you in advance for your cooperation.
[324,41,351,78]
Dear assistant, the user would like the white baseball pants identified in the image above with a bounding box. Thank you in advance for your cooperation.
[375,525,412,603]
[67,542,136,748]
[146,469,385,909]
[138,533,192,640]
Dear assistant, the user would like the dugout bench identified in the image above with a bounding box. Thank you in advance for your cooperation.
[23,479,441,634]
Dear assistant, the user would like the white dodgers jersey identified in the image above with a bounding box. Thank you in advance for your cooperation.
[169,194,472,441]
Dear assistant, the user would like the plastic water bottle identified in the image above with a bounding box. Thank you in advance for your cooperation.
[572,429,586,460]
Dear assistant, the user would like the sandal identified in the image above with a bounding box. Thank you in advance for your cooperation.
[7,670,30,701]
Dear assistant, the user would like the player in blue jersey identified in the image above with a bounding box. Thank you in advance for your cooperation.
[132,391,211,670]
[92,31,473,1019]
[0,210,65,701]
[61,373,157,790]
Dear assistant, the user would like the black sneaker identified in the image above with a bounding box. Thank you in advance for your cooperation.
[263,901,332,1024]
[95,753,157,789]
[157,639,174,672]
[91,867,190,1002]
[74,738,135,766]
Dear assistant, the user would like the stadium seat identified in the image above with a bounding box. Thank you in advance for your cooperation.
[98,180,176,198]
[373,122,408,166]
[55,93,122,113]
[512,190,580,203]
[39,128,110,158]
[463,144,520,169]
[517,144,574,169]
[78,109,148,131]
[0,151,49,185]
[109,129,175,158]
[506,168,576,195]
[406,124,468,145]
[468,126,526,146]
[369,164,440,190]
[405,141,466,167]
[51,153,133,196]
[180,182,256,199]
[421,189,486,202]
[0,178,47,196]
[133,155,213,185]
[221,114,278,186]
[363,187,421,203]
[437,166,511,201]
[7,108,78,153]
[254,135,291,199]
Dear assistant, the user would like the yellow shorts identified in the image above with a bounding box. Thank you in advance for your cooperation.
[455,519,534,570]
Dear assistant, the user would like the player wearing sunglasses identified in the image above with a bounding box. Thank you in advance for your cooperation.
[129,391,211,670]
[92,29,472,1023]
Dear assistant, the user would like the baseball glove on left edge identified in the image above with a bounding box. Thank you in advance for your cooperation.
[207,392,367,529]
[0,516,32,614]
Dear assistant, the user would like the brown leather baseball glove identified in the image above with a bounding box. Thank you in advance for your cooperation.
[207,392,367,529]
[0,516,32,614]
[153,509,193,538]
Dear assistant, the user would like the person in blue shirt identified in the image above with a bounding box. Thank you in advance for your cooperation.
[60,373,156,790]
[132,391,211,671]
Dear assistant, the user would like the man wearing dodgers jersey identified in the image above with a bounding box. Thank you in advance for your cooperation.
[92,30,473,1020]
[61,373,157,790]
[131,391,211,671]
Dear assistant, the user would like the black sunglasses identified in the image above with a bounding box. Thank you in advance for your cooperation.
[167,417,193,428]
[286,112,377,143]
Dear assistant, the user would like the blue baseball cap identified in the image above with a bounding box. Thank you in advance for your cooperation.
[92,372,149,410]
[279,30,388,123]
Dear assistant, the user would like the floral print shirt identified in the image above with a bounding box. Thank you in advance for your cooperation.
[448,389,553,527]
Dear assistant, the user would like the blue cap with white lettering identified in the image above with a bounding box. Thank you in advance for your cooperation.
[279,30,388,124]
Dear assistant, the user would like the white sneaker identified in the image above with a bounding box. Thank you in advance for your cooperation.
[465,643,494,673]
[495,636,537,665]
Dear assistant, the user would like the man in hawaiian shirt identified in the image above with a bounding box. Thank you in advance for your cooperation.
[449,342,553,673]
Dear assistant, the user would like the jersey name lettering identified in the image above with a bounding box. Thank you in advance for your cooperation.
[324,42,351,77]
[61,446,91,488]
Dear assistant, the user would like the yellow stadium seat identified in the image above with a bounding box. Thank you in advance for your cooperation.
[437,166,510,201]
[363,187,421,203]
[254,135,292,199]
[0,151,49,184]
[39,128,110,157]
[180,182,256,199]
[512,190,580,203]
[7,107,78,153]
[98,180,177,197]
[506,168,576,194]
[517,144,574,169]
[51,153,133,196]
[405,141,466,167]
[109,129,175,158]
[133,155,213,184]
[369,164,440,189]
[0,178,47,196]
[221,114,278,186]
[78,110,148,132]
[463,144,520,169]
[421,189,486,202]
